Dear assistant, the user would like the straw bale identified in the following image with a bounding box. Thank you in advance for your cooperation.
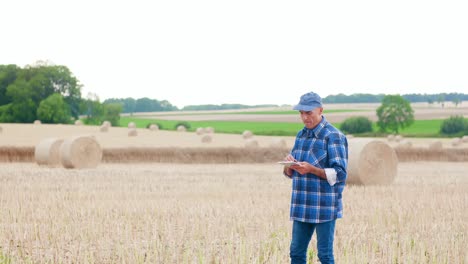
[462,135,468,143]
[99,125,109,132]
[428,141,443,150]
[201,134,212,143]
[102,121,111,127]
[149,124,159,131]
[269,138,287,148]
[33,120,41,125]
[60,136,102,169]
[245,138,259,148]
[34,138,64,167]
[387,135,395,142]
[128,128,138,137]
[397,140,412,149]
[205,127,215,134]
[346,134,354,139]
[242,130,253,139]
[74,120,83,126]
[128,122,136,129]
[177,125,187,132]
[0,126,2,133]
[347,139,398,185]
[394,135,403,142]
[196,127,205,135]
[451,137,461,147]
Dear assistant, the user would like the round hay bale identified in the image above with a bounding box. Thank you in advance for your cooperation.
[269,138,287,148]
[34,138,64,167]
[177,125,187,132]
[74,120,83,126]
[428,141,443,150]
[196,127,205,135]
[387,134,395,142]
[346,134,354,139]
[347,139,398,185]
[102,121,111,127]
[201,134,212,143]
[394,135,403,143]
[245,138,259,148]
[128,128,138,137]
[397,140,412,149]
[99,125,109,132]
[34,120,41,125]
[205,127,215,134]
[0,126,2,133]
[451,137,461,147]
[128,122,136,129]
[242,130,253,139]
[462,135,468,143]
[60,136,102,169]
[149,124,159,131]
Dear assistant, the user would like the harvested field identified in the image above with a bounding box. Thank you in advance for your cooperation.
[0,162,466,263]
[0,123,467,163]
[132,102,468,123]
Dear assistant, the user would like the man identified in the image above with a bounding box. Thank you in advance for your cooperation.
[282,91,348,264]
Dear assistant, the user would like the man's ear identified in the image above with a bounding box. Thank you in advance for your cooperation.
[318,107,324,115]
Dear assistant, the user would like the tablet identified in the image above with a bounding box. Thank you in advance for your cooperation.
[277,161,300,166]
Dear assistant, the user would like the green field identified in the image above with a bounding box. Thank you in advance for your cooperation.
[119,117,452,137]
[151,109,362,116]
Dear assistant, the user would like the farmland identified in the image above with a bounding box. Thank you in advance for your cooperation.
[0,102,467,263]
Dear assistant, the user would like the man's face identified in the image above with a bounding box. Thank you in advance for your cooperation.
[299,107,323,129]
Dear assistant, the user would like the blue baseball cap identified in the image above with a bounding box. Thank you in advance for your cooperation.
[293,92,323,111]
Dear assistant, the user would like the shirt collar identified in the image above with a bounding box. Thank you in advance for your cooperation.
[299,116,328,138]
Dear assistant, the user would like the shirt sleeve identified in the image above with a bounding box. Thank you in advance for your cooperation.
[324,168,337,186]
[327,133,348,185]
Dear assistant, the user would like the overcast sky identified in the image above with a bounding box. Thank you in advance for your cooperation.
[1,0,467,108]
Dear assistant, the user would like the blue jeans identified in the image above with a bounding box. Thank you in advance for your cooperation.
[290,220,336,264]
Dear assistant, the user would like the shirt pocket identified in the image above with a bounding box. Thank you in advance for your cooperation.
[308,139,327,166]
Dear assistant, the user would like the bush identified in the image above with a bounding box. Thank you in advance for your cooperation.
[174,121,191,130]
[440,115,467,135]
[340,116,373,134]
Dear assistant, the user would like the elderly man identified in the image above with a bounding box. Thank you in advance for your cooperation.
[282,91,348,264]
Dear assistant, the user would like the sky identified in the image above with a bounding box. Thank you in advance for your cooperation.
[1,0,467,109]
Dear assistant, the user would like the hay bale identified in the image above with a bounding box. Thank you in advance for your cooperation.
[242,130,253,139]
[74,120,83,126]
[102,121,111,127]
[99,125,109,132]
[177,125,187,132]
[201,134,212,143]
[397,140,412,149]
[428,141,443,150]
[34,138,64,167]
[34,120,41,125]
[0,126,2,133]
[245,138,259,148]
[387,135,395,142]
[196,127,205,135]
[128,128,138,137]
[451,137,461,147]
[149,124,159,131]
[205,127,215,134]
[128,122,136,129]
[394,135,403,143]
[462,135,468,143]
[347,139,398,185]
[346,134,354,139]
[269,138,287,148]
[60,136,102,169]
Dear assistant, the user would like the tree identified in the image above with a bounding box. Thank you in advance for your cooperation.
[376,95,414,133]
[103,103,123,126]
[452,98,461,107]
[37,93,72,124]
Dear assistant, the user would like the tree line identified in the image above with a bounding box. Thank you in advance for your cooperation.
[323,93,468,105]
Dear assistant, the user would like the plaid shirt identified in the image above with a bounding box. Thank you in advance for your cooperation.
[289,116,348,223]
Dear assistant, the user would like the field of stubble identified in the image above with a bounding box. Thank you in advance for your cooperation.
[0,162,466,263]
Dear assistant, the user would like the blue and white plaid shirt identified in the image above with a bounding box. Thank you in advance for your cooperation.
[288,116,348,223]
